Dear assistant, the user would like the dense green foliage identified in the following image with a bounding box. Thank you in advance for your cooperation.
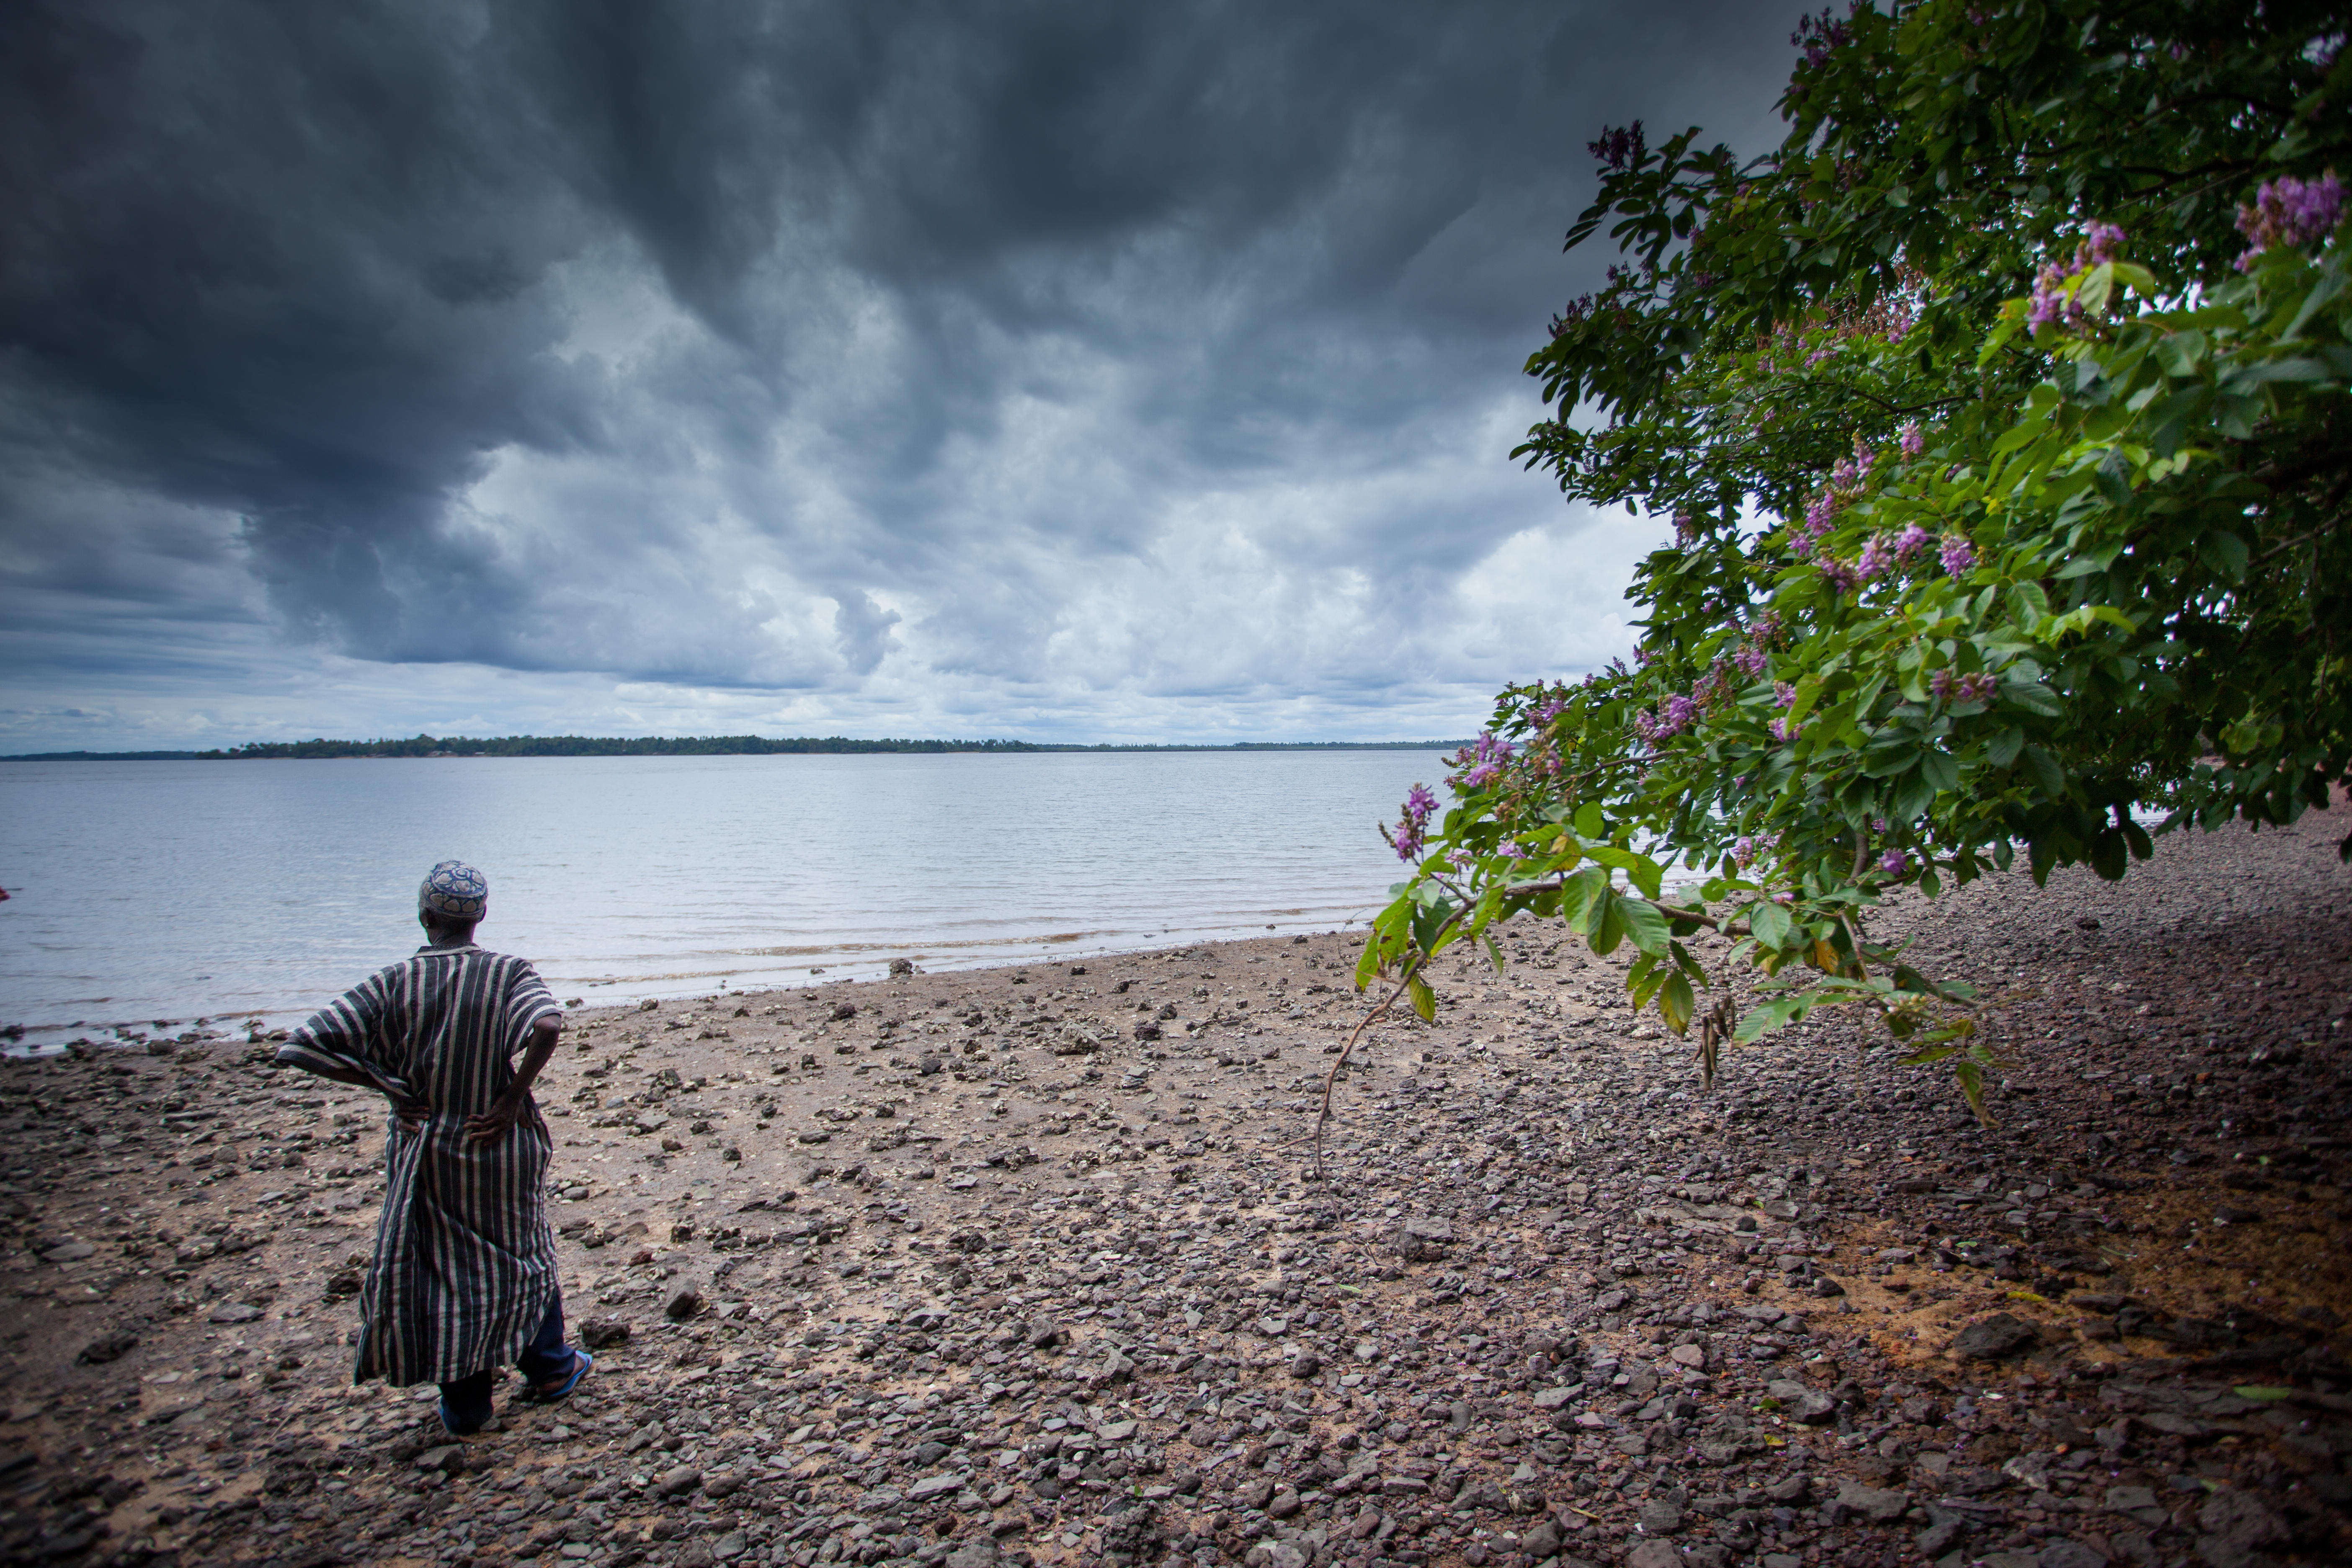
[1360,0,2351,1116]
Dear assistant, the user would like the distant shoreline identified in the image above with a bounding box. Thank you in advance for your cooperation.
[4,734,1468,761]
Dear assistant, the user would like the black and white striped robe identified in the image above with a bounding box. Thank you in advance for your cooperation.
[280,945,563,1387]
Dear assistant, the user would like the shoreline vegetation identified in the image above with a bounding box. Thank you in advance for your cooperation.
[3,736,1470,762]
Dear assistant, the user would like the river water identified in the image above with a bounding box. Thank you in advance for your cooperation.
[0,750,1451,1045]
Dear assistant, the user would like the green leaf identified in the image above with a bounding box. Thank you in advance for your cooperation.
[1407,973,1436,1023]
[1918,748,1961,793]
[2075,264,2113,316]
[1734,992,1815,1043]
[2090,828,2128,882]
[2001,681,2064,718]
[2022,745,2066,799]
[1618,897,1672,957]
[1585,843,1666,901]
[1589,890,1627,956]
[1660,972,1696,1036]
[1954,1060,1990,1126]
[1893,768,1937,825]
[2152,329,2207,377]
[1860,745,1918,780]
[2197,530,2249,580]
[1749,899,1793,950]
[2220,356,2334,392]
[1555,865,1606,931]
[1573,802,1607,838]
[2282,263,2347,341]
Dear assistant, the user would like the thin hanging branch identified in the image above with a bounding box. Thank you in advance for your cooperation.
[1310,974,1413,1184]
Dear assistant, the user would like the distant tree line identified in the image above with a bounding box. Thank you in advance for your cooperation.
[6,735,1464,760]
[205,734,1046,758]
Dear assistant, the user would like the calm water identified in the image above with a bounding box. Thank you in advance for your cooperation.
[0,751,1449,1044]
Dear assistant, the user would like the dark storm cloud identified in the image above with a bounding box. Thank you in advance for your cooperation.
[0,0,1798,741]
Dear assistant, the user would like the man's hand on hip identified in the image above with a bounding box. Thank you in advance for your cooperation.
[464,1097,531,1145]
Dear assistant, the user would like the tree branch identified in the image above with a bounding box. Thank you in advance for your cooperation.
[1313,974,1412,1184]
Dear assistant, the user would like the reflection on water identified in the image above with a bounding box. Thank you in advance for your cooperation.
[0,750,1449,1045]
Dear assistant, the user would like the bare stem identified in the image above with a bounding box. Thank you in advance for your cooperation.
[1313,974,1413,1183]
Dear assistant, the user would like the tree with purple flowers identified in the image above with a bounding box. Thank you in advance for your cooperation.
[1356,0,2350,1121]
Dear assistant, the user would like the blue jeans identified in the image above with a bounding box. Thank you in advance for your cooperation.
[438,1288,572,1429]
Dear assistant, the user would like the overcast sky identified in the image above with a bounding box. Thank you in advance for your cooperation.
[1,0,1795,752]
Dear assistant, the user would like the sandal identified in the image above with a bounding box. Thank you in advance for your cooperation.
[519,1349,593,1405]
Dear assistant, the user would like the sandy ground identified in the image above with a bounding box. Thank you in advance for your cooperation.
[3,806,2350,1568]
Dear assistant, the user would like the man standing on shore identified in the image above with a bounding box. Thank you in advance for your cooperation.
[279,860,591,1434]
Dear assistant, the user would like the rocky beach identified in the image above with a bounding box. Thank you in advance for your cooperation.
[3,810,2349,1568]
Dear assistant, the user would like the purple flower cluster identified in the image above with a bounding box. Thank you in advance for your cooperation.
[1731,831,1779,869]
[1813,520,1971,596]
[1774,680,1797,709]
[2025,270,2073,332]
[1790,7,1853,69]
[2082,222,2128,266]
[1674,510,1700,545]
[1929,670,1997,704]
[1792,490,1839,557]
[1791,436,1882,557]
[2027,222,2130,332]
[2236,171,2344,269]
[1769,716,1802,744]
[1452,732,1516,790]
[1733,642,1771,676]
[1588,122,1647,173]
[1633,693,1699,745]
[1548,294,1594,338]
[1877,847,1911,877]
[1385,782,1440,861]
[1691,660,1741,711]
[1899,422,1926,458]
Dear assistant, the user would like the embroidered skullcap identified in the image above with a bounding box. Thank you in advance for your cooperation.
[418,860,489,921]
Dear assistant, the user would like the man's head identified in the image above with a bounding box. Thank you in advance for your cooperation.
[418,859,488,944]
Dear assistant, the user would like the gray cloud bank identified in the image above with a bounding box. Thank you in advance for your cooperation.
[0,0,1792,750]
